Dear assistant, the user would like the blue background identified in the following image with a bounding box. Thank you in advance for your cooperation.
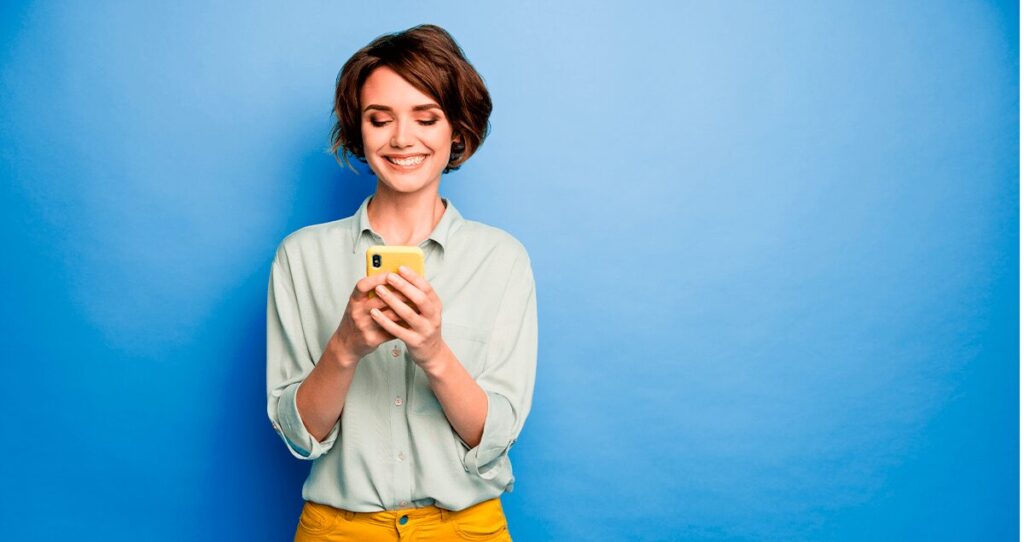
[1,1,1018,540]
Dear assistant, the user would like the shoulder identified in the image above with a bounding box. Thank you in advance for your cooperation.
[455,217,532,267]
[274,216,354,264]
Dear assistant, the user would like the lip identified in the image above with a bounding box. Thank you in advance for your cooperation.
[383,153,429,172]
[384,153,429,159]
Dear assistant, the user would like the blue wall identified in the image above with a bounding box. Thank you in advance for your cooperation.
[1,1,1017,540]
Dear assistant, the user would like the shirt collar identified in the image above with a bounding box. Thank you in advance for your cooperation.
[350,194,463,255]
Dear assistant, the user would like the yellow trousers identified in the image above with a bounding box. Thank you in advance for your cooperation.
[293,497,513,541]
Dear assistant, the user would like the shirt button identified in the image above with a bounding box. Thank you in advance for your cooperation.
[397,451,406,461]
[394,396,403,406]
[399,500,409,507]
[391,347,401,358]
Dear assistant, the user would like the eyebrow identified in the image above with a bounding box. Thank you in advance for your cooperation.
[363,104,442,113]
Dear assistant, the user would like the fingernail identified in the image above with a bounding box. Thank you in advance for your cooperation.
[399,265,409,273]
[387,273,398,282]
[376,285,387,295]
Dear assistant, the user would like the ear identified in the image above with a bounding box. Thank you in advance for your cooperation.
[452,132,462,145]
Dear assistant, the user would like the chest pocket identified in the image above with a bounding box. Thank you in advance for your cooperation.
[410,321,489,416]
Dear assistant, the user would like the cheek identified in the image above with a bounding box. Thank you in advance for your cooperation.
[361,126,384,151]
[428,133,455,157]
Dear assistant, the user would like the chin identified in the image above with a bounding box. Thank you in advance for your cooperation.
[376,176,435,195]
[373,162,442,192]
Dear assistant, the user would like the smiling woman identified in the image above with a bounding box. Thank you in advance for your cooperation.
[355,65,461,192]
[329,25,490,177]
[265,24,535,542]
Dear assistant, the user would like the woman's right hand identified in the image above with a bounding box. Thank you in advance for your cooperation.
[331,273,413,368]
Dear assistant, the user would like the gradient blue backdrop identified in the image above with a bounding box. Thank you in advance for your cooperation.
[1,1,1018,540]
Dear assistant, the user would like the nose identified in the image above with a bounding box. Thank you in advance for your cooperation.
[390,117,414,149]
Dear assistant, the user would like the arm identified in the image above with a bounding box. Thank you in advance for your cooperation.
[426,250,538,479]
[296,336,359,441]
[423,345,488,448]
[266,249,358,460]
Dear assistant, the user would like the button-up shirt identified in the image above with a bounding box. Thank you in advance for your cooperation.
[266,194,538,512]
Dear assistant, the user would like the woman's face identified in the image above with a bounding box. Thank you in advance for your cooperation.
[359,65,459,194]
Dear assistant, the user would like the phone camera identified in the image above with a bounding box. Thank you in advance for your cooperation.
[372,254,381,268]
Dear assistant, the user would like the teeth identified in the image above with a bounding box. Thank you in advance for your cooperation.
[387,155,426,166]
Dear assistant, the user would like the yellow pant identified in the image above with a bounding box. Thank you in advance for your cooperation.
[293,497,513,541]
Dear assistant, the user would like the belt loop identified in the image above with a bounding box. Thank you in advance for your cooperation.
[343,509,355,521]
[439,507,449,521]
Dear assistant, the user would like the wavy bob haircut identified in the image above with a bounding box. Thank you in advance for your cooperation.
[329,24,493,175]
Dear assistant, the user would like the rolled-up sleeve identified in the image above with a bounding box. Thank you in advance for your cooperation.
[266,247,340,461]
[458,249,538,479]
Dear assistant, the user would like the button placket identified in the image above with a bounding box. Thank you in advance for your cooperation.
[384,340,414,510]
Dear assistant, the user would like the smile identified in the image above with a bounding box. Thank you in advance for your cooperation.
[385,154,428,169]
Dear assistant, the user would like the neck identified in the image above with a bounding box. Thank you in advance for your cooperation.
[367,182,447,246]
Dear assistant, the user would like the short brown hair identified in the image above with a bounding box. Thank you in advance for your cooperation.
[329,24,493,175]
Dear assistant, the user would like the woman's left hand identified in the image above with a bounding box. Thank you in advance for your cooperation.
[369,265,446,369]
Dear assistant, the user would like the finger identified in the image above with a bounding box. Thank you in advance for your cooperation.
[397,266,440,315]
[360,298,401,322]
[368,306,399,320]
[354,273,392,296]
[367,294,411,312]
[385,272,429,313]
[374,284,427,329]
[398,266,435,298]
[370,307,412,342]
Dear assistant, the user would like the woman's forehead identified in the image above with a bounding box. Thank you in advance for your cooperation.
[360,66,439,112]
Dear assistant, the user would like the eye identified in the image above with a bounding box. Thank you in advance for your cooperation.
[367,118,439,128]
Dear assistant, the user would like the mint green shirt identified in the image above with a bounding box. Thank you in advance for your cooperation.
[266,194,537,512]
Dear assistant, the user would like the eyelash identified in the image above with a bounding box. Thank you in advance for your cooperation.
[369,120,438,127]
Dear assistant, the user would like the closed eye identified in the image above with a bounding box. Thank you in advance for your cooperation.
[369,120,439,127]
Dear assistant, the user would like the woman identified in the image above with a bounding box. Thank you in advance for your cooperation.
[266,24,537,541]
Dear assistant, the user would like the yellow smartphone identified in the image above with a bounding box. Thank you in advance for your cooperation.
[365,245,425,299]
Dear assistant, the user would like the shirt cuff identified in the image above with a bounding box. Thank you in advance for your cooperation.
[456,391,517,479]
[274,381,340,460]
